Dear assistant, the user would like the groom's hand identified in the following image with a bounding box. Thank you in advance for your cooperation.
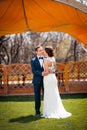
[42,71,49,76]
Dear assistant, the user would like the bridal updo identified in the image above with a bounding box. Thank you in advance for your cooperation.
[45,46,54,57]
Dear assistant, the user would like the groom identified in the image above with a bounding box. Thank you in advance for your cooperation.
[31,45,48,116]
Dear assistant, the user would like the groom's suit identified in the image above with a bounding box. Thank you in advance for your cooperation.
[31,55,44,115]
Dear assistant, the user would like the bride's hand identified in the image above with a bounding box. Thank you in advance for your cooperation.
[48,69,53,74]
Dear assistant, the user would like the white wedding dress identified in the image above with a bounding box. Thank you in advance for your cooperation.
[42,57,72,118]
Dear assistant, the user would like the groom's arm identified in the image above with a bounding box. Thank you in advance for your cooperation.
[31,59,43,76]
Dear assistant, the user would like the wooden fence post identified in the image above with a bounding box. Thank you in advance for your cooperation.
[64,64,69,92]
[3,65,8,96]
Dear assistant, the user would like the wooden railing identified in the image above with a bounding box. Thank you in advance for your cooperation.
[56,61,87,93]
[0,61,87,96]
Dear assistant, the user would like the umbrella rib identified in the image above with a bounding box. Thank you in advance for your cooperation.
[22,0,29,30]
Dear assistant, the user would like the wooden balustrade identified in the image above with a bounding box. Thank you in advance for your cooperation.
[0,61,87,96]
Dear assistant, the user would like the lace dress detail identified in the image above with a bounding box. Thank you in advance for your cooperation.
[41,57,72,118]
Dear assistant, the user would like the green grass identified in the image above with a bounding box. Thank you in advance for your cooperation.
[0,94,87,130]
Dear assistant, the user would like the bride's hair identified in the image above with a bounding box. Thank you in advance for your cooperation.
[45,46,54,57]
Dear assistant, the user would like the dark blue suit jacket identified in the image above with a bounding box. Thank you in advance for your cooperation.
[31,56,44,85]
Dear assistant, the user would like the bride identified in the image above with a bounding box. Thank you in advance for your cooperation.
[41,46,72,118]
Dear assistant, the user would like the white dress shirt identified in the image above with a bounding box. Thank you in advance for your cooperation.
[37,56,43,67]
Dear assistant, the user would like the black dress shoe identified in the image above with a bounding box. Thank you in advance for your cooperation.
[35,112,41,116]
[35,113,40,116]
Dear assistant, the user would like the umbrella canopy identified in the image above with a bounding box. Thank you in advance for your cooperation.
[0,0,87,46]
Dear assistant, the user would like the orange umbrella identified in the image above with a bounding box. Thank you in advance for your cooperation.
[0,0,87,46]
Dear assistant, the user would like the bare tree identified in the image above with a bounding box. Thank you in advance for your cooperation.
[0,36,10,64]
[0,31,87,64]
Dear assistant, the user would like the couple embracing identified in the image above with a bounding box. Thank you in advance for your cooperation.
[31,45,71,118]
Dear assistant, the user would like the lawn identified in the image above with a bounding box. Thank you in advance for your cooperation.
[0,94,87,130]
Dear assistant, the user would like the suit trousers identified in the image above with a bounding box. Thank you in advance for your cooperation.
[34,81,44,115]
